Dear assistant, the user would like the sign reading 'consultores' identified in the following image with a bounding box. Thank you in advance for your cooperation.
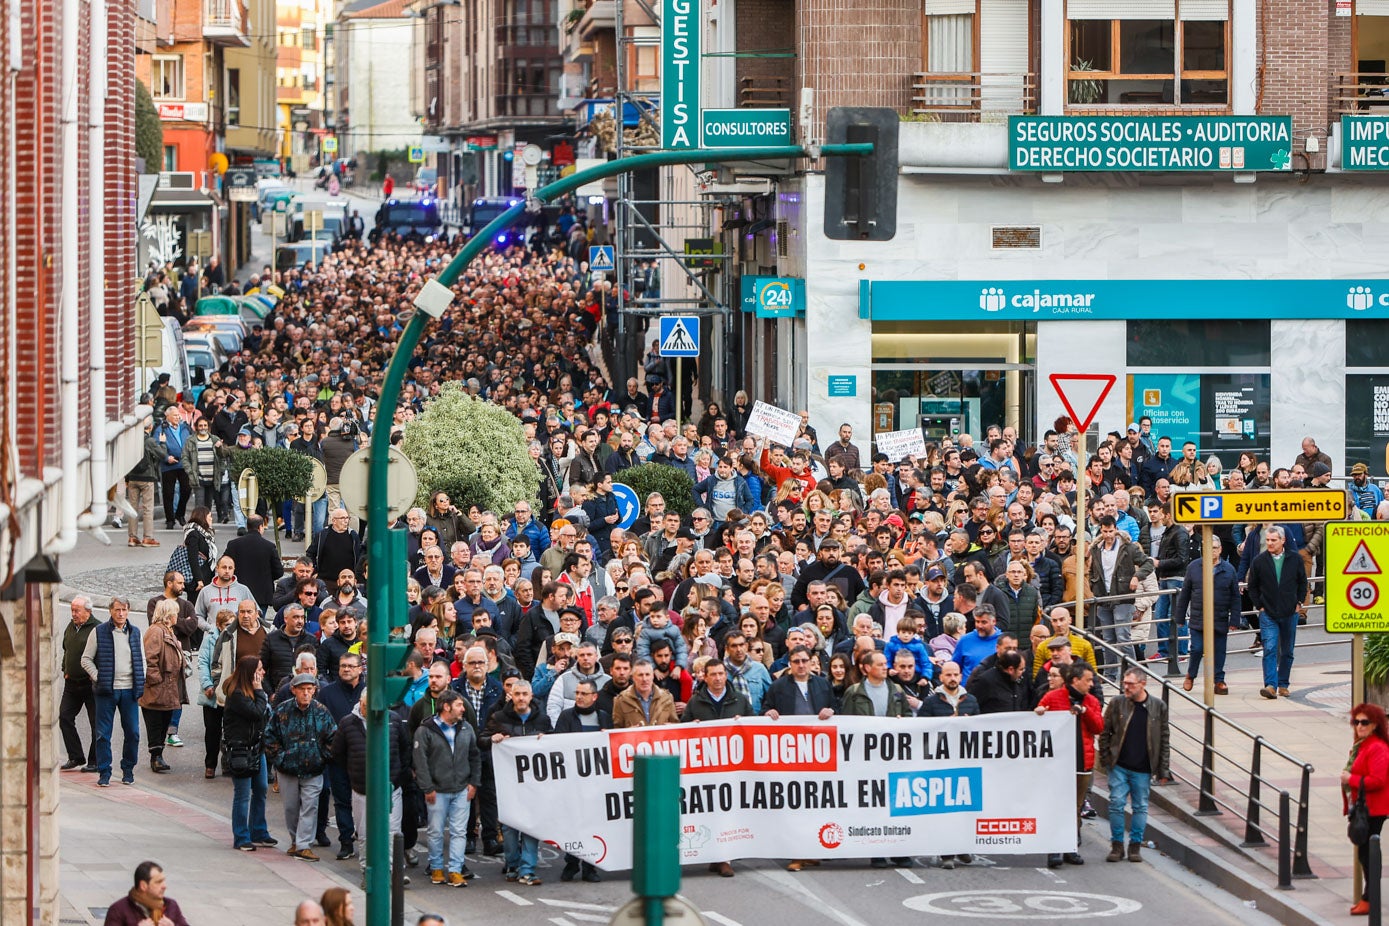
[1009,116,1294,172]
[862,279,1389,321]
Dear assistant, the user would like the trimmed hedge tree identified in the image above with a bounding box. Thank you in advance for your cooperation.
[400,383,539,515]
[617,463,695,518]
[228,447,315,552]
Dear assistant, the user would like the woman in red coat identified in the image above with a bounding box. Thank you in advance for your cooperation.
[1343,702,1389,916]
[1036,662,1104,868]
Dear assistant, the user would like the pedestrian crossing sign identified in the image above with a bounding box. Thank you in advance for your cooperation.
[658,315,700,357]
[589,245,615,273]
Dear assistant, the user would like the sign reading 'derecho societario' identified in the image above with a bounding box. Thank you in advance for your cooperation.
[494,715,1076,870]
[1009,116,1294,172]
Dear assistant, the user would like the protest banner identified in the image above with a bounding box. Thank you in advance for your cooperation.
[743,401,802,447]
[494,714,1076,870]
[874,428,927,464]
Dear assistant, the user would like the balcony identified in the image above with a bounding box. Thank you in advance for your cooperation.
[910,71,1035,123]
[203,0,249,46]
[739,76,790,109]
[1334,72,1389,116]
[577,0,615,40]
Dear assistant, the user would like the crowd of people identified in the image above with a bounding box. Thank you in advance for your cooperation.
[78,228,1389,914]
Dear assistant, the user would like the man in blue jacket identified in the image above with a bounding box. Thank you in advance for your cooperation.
[80,598,145,787]
[1174,540,1238,695]
[154,406,192,529]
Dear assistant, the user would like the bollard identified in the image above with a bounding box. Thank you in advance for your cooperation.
[1278,791,1293,890]
[1165,611,1182,678]
[392,833,405,926]
[1371,834,1382,926]
[1241,738,1267,847]
[1294,764,1316,879]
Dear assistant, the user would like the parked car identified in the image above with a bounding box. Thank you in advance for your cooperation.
[275,240,331,271]
[413,166,438,194]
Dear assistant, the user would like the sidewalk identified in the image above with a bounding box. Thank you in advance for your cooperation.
[1139,655,1364,922]
[58,777,423,926]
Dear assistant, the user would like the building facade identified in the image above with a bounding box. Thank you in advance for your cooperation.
[1,0,150,920]
[277,0,331,171]
[337,0,419,163]
[692,0,1389,477]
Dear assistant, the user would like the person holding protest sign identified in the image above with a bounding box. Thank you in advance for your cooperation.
[841,650,916,871]
[1037,662,1104,868]
[763,647,835,721]
[553,679,609,883]
[483,681,550,886]
[611,660,678,728]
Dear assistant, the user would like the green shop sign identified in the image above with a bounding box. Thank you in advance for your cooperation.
[702,109,792,148]
[1341,116,1389,170]
[1008,116,1293,172]
[661,0,700,149]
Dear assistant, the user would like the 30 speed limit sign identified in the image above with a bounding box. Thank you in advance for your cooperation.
[1326,523,1389,632]
[1349,578,1380,612]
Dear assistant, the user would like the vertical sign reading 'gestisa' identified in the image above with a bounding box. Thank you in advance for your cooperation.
[662,0,700,148]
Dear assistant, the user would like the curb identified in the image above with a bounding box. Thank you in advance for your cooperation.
[1090,786,1331,926]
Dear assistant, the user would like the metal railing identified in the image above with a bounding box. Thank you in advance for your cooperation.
[910,71,1036,122]
[1080,618,1316,889]
[1334,73,1389,116]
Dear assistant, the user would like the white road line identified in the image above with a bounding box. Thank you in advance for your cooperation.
[496,890,534,906]
[702,913,744,926]
[538,898,619,912]
[896,867,925,885]
[556,913,610,924]
[548,918,577,926]
[1035,866,1066,883]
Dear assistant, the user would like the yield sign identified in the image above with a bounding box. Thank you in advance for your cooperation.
[1346,540,1382,575]
[1049,373,1117,432]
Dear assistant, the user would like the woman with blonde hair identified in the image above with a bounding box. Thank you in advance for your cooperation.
[140,599,185,775]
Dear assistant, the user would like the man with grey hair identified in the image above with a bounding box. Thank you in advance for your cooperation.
[294,900,326,926]
[81,596,145,787]
[547,641,611,725]
[60,596,99,770]
[588,595,620,649]
[261,603,312,694]
[1246,524,1308,699]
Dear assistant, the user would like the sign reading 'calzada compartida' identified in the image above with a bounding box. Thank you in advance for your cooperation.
[494,715,1076,870]
[661,0,700,148]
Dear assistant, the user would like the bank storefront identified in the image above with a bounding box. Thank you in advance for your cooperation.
[800,165,1389,476]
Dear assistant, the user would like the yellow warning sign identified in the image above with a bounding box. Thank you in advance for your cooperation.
[1327,522,1389,633]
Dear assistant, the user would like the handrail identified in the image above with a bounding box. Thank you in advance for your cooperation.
[910,70,1036,121]
[1083,628,1317,886]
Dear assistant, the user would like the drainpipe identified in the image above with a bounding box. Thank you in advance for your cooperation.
[77,0,110,544]
[46,0,81,555]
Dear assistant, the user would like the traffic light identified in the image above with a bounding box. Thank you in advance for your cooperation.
[368,527,413,709]
[823,107,899,241]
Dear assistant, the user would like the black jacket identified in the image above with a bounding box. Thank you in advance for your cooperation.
[791,560,866,610]
[1174,558,1239,633]
[682,685,752,722]
[554,707,614,734]
[1152,524,1194,580]
[513,608,557,679]
[224,531,284,608]
[966,665,1035,714]
[762,673,836,716]
[259,628,311,692]
[483,701,553,739]
[317,631,361,682]
[222,689,270,749]
[333,706,413,794]
[1245,549,1308,620]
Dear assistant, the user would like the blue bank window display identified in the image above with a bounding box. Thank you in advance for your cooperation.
[1127,370,1270,467]
[1346,375,1389,479]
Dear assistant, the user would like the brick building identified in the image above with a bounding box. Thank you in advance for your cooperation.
[0,0,149,919]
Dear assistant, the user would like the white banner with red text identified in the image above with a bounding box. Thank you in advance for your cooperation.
[494,714,1077,870]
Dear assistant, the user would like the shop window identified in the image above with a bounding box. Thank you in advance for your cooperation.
[1126,319,1268,366]
[1067,0,1229,106]
[152,55,184,100]
[1347,375,1389,477]
[1347,319,1389,367]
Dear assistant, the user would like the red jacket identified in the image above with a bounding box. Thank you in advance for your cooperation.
[1345,736,1389,817]
[759,449,815,501]
[1038,686,1104,772]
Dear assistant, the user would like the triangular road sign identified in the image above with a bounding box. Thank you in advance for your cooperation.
[1049,373,1117,432]
[1346,539,1382,575]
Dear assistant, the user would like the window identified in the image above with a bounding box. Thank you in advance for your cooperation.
[1126,320,1269,366]
[923,10,976,109]
[302,26,316,50]
[152,55,184,100]
[163,145,177,172]
[226,69,240,126]
[1066,0,1228,106]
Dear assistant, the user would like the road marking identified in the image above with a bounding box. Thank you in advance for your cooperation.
[904,890,1142,919]
[538,899,619,912]
[751,869,872,926]
[496,890,533,906]
[549,919,577,926]
[702,913,744,926]
[1035,867,1066,883]
[897,868,925,885]
[555,913,609,924]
